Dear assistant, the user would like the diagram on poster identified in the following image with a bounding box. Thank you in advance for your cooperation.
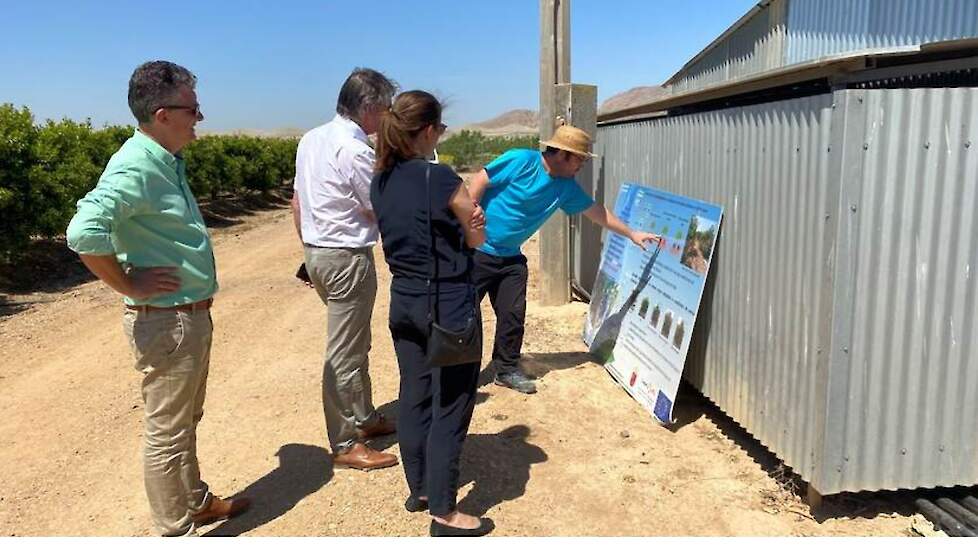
[583,183,722,424]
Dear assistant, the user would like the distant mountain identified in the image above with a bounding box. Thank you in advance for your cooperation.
[451,109,539,137]
[598,86,669,116]
[449,86,669,139]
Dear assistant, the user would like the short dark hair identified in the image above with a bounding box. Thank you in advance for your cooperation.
[128,61,197,124]
[336,67,398,119]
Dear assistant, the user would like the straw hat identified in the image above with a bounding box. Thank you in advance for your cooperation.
[540,124,598,158]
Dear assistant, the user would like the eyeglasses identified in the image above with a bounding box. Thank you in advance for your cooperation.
[159,104,203,117]
[436,123,448,134]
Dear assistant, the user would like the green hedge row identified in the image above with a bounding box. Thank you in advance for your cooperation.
[0,103,298,259]
[182,133,297,199]
[437,130,538,171]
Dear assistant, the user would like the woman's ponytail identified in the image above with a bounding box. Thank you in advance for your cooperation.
[374,90,443,173]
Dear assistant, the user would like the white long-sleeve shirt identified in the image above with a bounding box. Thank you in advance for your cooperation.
[294,115,378,247]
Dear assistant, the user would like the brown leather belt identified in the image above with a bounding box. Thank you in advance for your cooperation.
[126,298,213,313]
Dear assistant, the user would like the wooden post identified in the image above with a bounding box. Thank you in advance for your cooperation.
[556,0,571,89]
[539,0,570,143]
[539,0,573,306]
[556,83,598,298]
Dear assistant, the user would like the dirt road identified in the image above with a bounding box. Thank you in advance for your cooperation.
[0,202,923,536]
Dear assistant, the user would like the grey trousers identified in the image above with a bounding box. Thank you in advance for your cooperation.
[304,245,381,453]
[123,308,214,537]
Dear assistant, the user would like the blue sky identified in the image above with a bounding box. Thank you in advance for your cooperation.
[1,0,757,131]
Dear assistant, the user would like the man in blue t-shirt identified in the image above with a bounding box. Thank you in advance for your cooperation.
[468,124,660,394]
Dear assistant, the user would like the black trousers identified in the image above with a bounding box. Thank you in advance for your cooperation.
[472,250,528,376]
[388,278,480,516]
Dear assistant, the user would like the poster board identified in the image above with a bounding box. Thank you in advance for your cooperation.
[583,183,723,423]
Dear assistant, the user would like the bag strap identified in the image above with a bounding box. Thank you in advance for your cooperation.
[425,163,476,325]
[425,163,435,324]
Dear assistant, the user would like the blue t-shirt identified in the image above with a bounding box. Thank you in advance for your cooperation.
[478,149,595,257]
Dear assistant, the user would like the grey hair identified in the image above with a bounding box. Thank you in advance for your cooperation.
[128,61,197,124]
[336,67,398,120]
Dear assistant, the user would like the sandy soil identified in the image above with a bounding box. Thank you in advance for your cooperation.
[0,198,927,536]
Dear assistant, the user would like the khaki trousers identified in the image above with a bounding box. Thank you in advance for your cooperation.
[304,245,380,453]
[123,308,213,536]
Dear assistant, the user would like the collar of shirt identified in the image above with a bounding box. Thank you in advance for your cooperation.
[131,129,182,170]
[332,114,370,146]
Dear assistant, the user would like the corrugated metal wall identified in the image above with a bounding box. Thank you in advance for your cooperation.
[818,87,978,493]
[595,94,837,483]
[593,87,978,494]
[786,0,978,64]
[667,0,978,94]
[670,1,787,94]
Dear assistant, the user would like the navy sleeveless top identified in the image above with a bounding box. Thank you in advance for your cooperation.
[370,159,473,281]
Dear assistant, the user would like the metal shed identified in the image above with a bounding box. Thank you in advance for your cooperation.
[580,0,978,496]
[666,0,978,94]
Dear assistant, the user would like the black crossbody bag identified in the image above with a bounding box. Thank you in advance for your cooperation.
[424,164,483,368]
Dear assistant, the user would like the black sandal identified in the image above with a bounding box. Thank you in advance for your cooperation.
[429,517,495,537]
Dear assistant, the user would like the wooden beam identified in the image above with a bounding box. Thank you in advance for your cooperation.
[538,0,575,306]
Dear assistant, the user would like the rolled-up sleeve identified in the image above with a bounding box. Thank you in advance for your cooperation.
[66,168,142,255]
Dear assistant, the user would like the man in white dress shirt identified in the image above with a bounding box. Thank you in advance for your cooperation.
[292,68,399,470]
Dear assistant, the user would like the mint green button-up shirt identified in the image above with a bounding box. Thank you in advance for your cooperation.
[66,130,218,307]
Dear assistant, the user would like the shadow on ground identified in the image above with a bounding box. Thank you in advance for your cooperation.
[520,351,591,379]
[666,381,973,526]
[475,350,592,393]
[199,189,291,229]
[361,400,400,452]
[204,443,333,537]
[0,238,95,298]
[203,427,549,535]
[456,425,548,517]
[0,294,31,319]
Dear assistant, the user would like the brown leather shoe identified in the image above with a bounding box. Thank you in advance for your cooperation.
[191,495,251,527]
[333,442,398,471]
[355,414,397,439]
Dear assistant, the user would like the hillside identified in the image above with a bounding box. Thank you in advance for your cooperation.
[598,86,669,116]
[450,85,670,138]
[452,109,539,137]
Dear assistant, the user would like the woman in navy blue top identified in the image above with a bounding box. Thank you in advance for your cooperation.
[370,90,492,537]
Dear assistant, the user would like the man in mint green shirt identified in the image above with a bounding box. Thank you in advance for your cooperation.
[66,61,249,536]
